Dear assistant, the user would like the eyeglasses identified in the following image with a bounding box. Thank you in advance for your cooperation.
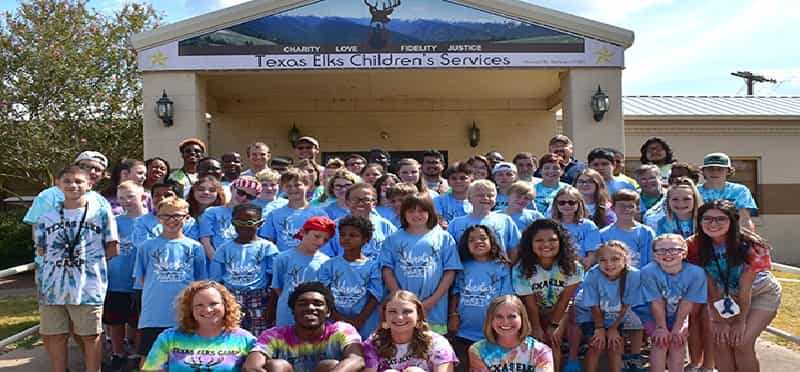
[232,219,263,227]
[653,248,686,256]
[158,213,187,222]
[333,183,353,190]
[236,189,257,200]
[557,200,578,206]
[575,180,593,186]
[701,215,730,225]
[78,163,104,173]
[349,197,375,204]
[449,176,470,182]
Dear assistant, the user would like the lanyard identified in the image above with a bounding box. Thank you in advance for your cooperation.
[59,202,89,258]
[711,249,733,298]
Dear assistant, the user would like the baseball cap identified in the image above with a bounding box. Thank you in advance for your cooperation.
[492,162,518,175]
[295,136,319,148]
[178,138,206,152]
[293,216,336,240]
[231,176,262,196]
[701,153,732,169]
[74,151,108,169]
[548,134,573,146]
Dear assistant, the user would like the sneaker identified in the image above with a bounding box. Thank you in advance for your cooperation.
[563,359,582,372]
[101,355,125,372]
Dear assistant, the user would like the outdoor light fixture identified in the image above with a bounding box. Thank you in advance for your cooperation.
[155,90,174,127]
[469,122,480,148]
[591,85,609,122]
[288,123,301,144]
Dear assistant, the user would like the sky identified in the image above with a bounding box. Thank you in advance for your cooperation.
[2,0,798,95]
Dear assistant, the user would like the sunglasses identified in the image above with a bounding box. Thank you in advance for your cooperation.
[236,189,257,200]
[557,200,578,206]
[232,219,263,227]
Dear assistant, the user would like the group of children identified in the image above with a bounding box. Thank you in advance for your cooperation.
[28,135,779,372]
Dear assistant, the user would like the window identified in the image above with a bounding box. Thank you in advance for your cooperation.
[729,158,760,213]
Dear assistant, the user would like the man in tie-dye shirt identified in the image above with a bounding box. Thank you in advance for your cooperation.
[242,282,365,372]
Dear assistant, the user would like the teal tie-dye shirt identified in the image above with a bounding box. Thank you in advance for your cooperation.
[142,327,255,371]
[468,336,554,372]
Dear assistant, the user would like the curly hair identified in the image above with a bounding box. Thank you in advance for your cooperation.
[338,215,374,242]
[517,219,579,278]
[375,173,401,205]
[640,137,675,165]
[325,169,362,198]
[176,281,241,334]
[372,291,433,360]
[458,225,510,264]
[288,281,335,312]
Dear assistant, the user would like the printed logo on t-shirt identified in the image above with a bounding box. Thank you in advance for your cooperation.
[118,238,134,256]
[151,247,194,282]
[330,269,368,308]
[224,249,266,286]
[397,241,438,278]
[462,274,504,307]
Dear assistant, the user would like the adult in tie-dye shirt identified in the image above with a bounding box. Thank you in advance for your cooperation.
[243,282,365,372]
[142,281,255,372]
[467,295,553,372]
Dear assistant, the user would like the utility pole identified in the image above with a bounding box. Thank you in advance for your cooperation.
[731,71,776,95]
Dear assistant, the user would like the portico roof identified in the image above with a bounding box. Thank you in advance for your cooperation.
[131,0,634,51]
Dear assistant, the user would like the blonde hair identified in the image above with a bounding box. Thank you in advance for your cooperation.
[325,170,362,198]
[483,295,531,344]
[176,281,241,333]
[467,179,497,198]
[117,180,144,194]
[507,181,535,199]
[551,186,588,221]
[373,291,432,360]
[255,168,280,182]
[157,197,189,213]
[653,233,688,252]
[665,178,703,226]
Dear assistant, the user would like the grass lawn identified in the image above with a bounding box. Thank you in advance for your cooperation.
[0,296,39,350]
[764,271,800,351]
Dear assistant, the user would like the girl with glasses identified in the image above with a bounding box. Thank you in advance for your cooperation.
[198,176,262,260]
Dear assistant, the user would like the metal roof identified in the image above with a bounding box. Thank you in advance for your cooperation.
[622,96,800,118]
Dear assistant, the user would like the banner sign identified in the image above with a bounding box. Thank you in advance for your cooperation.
[139,0,624,71]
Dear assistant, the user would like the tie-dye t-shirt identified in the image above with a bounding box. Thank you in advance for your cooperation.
[363,331,458,371]
[142,327,255,371]
[512,261,584,309]
[468,336,554,372]
[252,321,361,372]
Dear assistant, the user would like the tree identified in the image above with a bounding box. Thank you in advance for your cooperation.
[0,0,160,198]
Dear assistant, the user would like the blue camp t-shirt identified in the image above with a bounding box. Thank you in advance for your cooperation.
[655,215,695,239]
[319,257,384,338]
[639,262,707,324]
[698,182,757,212]
[379,229,462,325]
[322,213,397,259]
[600,223,655,268]
[258,206,328,251]
[576,266,643,326]
[210,239,279,292]
[108,215,137,293]
[505,209,545,233]
[271,248,330,326]
[606,178,637,196]
[132,212,199,243]
[494,192,509,212]
[448,213,521,257]
[134,237,207,328]
[534,182,569,213]
[23,186,112,225]
[252,198,289,219]
[324,203,350,221]
[563,219,602,258]
[433,193,472,223]
[198,206,236,249]
[454,260,513,341]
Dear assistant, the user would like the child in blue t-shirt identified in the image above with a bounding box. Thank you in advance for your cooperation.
[588,148,637,196]
[252,169,288,217]
[133,197,207,358]
[319,215,384,338]
[322,170,361,220]
[132,181,199,245]
[639,234,707,372]
[448,225,513,370]
[105,181,147,366]
[534,153,570,212]
[600,189,656,269]
[199,176,262,259]
[502,181,545,232]
[380,194,463,334]
[267,216,334,327]
[654,179,702,238]
[210,203,279,336]
[258,169,328,251]
[577,241,644,372]
[382,183,417,228]
[433,162,474,224]
[491,162,518,211]
[321,183,396,258]
[449,180,521,262]
[551,187,602,269]
[697,152,757,231]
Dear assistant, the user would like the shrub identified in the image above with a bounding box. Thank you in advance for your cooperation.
[0,209,34,270]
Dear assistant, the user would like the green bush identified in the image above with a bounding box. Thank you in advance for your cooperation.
[0,209,34,270]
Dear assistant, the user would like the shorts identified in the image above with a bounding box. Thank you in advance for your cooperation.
[750,273,782,312]
[139,327,168,356]
[39,304,103,336]
[234,288,272,336]
[102,292,139,326]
